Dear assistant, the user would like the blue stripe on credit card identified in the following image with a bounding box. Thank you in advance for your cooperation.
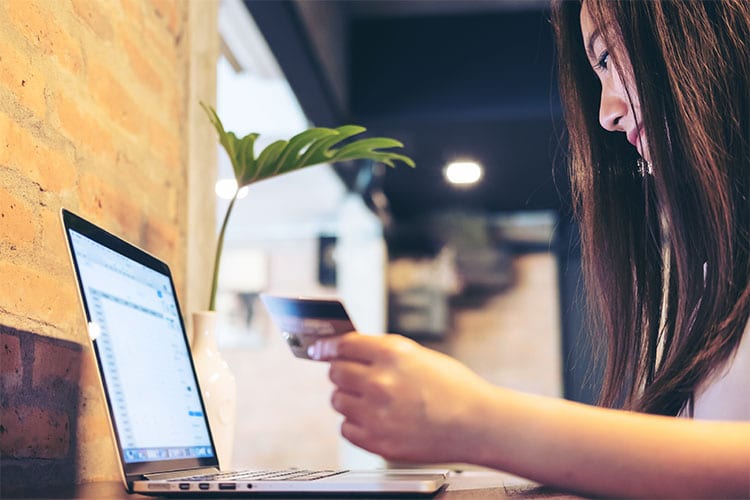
[260,295,350,320]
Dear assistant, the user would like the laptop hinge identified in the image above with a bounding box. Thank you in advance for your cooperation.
[143,467,219,481]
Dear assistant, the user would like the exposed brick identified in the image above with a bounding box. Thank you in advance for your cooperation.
[77,173,142,239]
[5,0,84,75]
[142,20,178,66]
[75,352,120,481]
[32,339,81,389]
[0,0,193,487]
[0,261,79,328]
[70,0,114,41]
[0,185,37,254]
[119,0,145,28]
[127,173,180,222]
[106,154,166,216]
[0,34,46,119]
[54,90,115,163]
[147,119,181,168]
[34,146,77,194]
[166,88,182,126]
[150,0,183,38]
[86,63,140,136]
[121,31,163,95]
[38,207,81,279]
[0,405,70,459]
[74,408,119,482]
[0,112,77,193]
[0,333,23,393]
[142,215,179,262]
[165,182,179,222]
[76,351,102,418]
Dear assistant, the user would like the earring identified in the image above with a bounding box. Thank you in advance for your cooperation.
[636,157,653,177]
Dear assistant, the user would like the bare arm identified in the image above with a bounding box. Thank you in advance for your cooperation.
[310,333,750,499]
[476,387,750,498]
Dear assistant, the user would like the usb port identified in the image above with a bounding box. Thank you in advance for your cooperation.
[198,483,210,490]
[178,483,190,490]
[219,483,237,490]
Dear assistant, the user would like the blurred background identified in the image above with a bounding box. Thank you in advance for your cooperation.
[212,0,599,471]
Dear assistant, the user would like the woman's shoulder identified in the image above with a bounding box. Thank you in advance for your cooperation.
[691,319,750,421]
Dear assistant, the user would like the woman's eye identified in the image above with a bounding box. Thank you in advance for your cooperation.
[594,50,610,71]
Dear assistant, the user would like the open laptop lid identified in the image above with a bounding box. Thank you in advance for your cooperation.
[61,209,219,483]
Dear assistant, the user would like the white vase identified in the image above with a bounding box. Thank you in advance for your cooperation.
[191,311,236,471]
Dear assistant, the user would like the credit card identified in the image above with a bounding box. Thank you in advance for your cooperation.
[260,294,356,360]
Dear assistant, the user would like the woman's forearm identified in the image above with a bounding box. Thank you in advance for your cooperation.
[469,388,750,498]
[312,333,749,497]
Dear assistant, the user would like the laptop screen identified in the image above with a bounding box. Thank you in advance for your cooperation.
[63,210,217,474]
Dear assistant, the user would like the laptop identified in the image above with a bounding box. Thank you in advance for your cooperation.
[61,209,447,496]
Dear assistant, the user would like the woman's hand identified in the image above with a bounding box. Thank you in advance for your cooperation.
[308,333,497,464]
[309,333,750,498]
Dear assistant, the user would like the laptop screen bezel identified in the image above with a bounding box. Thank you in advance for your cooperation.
[61,209,220,479]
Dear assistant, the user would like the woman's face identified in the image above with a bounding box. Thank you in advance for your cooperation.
[580,1,651,164]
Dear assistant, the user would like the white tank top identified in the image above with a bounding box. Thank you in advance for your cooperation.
[685,319,750,420]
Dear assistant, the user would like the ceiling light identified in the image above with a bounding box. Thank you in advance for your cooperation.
[215,178,249,200]
[444,161,483,186]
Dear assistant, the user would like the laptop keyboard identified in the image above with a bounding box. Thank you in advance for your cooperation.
[173,469,349,482]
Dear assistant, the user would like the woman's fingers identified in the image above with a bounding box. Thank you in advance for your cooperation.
[340,419,402,462]
[331,389,367,424]
[340,419,369,448]
[318,333,492,464]
[308,333,362,362]
[309,333,401,363]
[328,360,370,395]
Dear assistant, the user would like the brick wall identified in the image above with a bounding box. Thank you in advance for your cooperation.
[1,325,86,496]
[0,0,215,493]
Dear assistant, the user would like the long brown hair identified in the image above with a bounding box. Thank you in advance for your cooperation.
[552,0,750,415]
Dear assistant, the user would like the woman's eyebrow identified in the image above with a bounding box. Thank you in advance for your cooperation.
[586,28,602,61]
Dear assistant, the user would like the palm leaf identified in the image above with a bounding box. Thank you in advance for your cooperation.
[330,137,411,164]
[200,102,415,311]
[235,133,259,182]
[296,125,367,167]
[274,128,339,175]
[201,103,414,188]
[251,139,288,184]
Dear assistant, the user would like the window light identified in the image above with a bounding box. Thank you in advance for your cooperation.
[215,178,249,200]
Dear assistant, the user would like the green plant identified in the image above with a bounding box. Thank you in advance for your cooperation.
[201,102,415,311]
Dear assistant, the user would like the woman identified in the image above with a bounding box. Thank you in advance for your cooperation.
[309,1,750,497]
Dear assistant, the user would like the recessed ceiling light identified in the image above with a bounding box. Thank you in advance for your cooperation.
[444,160,483,186]
[215,178,249,200]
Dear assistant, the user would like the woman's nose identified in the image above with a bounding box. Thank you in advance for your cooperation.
[599,84,628,132]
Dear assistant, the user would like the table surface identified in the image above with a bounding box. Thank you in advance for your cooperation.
[4,471,584,500]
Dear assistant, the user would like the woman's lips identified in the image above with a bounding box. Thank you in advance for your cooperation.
[627,125,643,155]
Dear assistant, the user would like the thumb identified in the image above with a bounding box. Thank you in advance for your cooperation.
[308,336,343,361]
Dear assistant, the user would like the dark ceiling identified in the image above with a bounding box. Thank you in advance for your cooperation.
[244,0,567,224]
[243,2,593,404]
